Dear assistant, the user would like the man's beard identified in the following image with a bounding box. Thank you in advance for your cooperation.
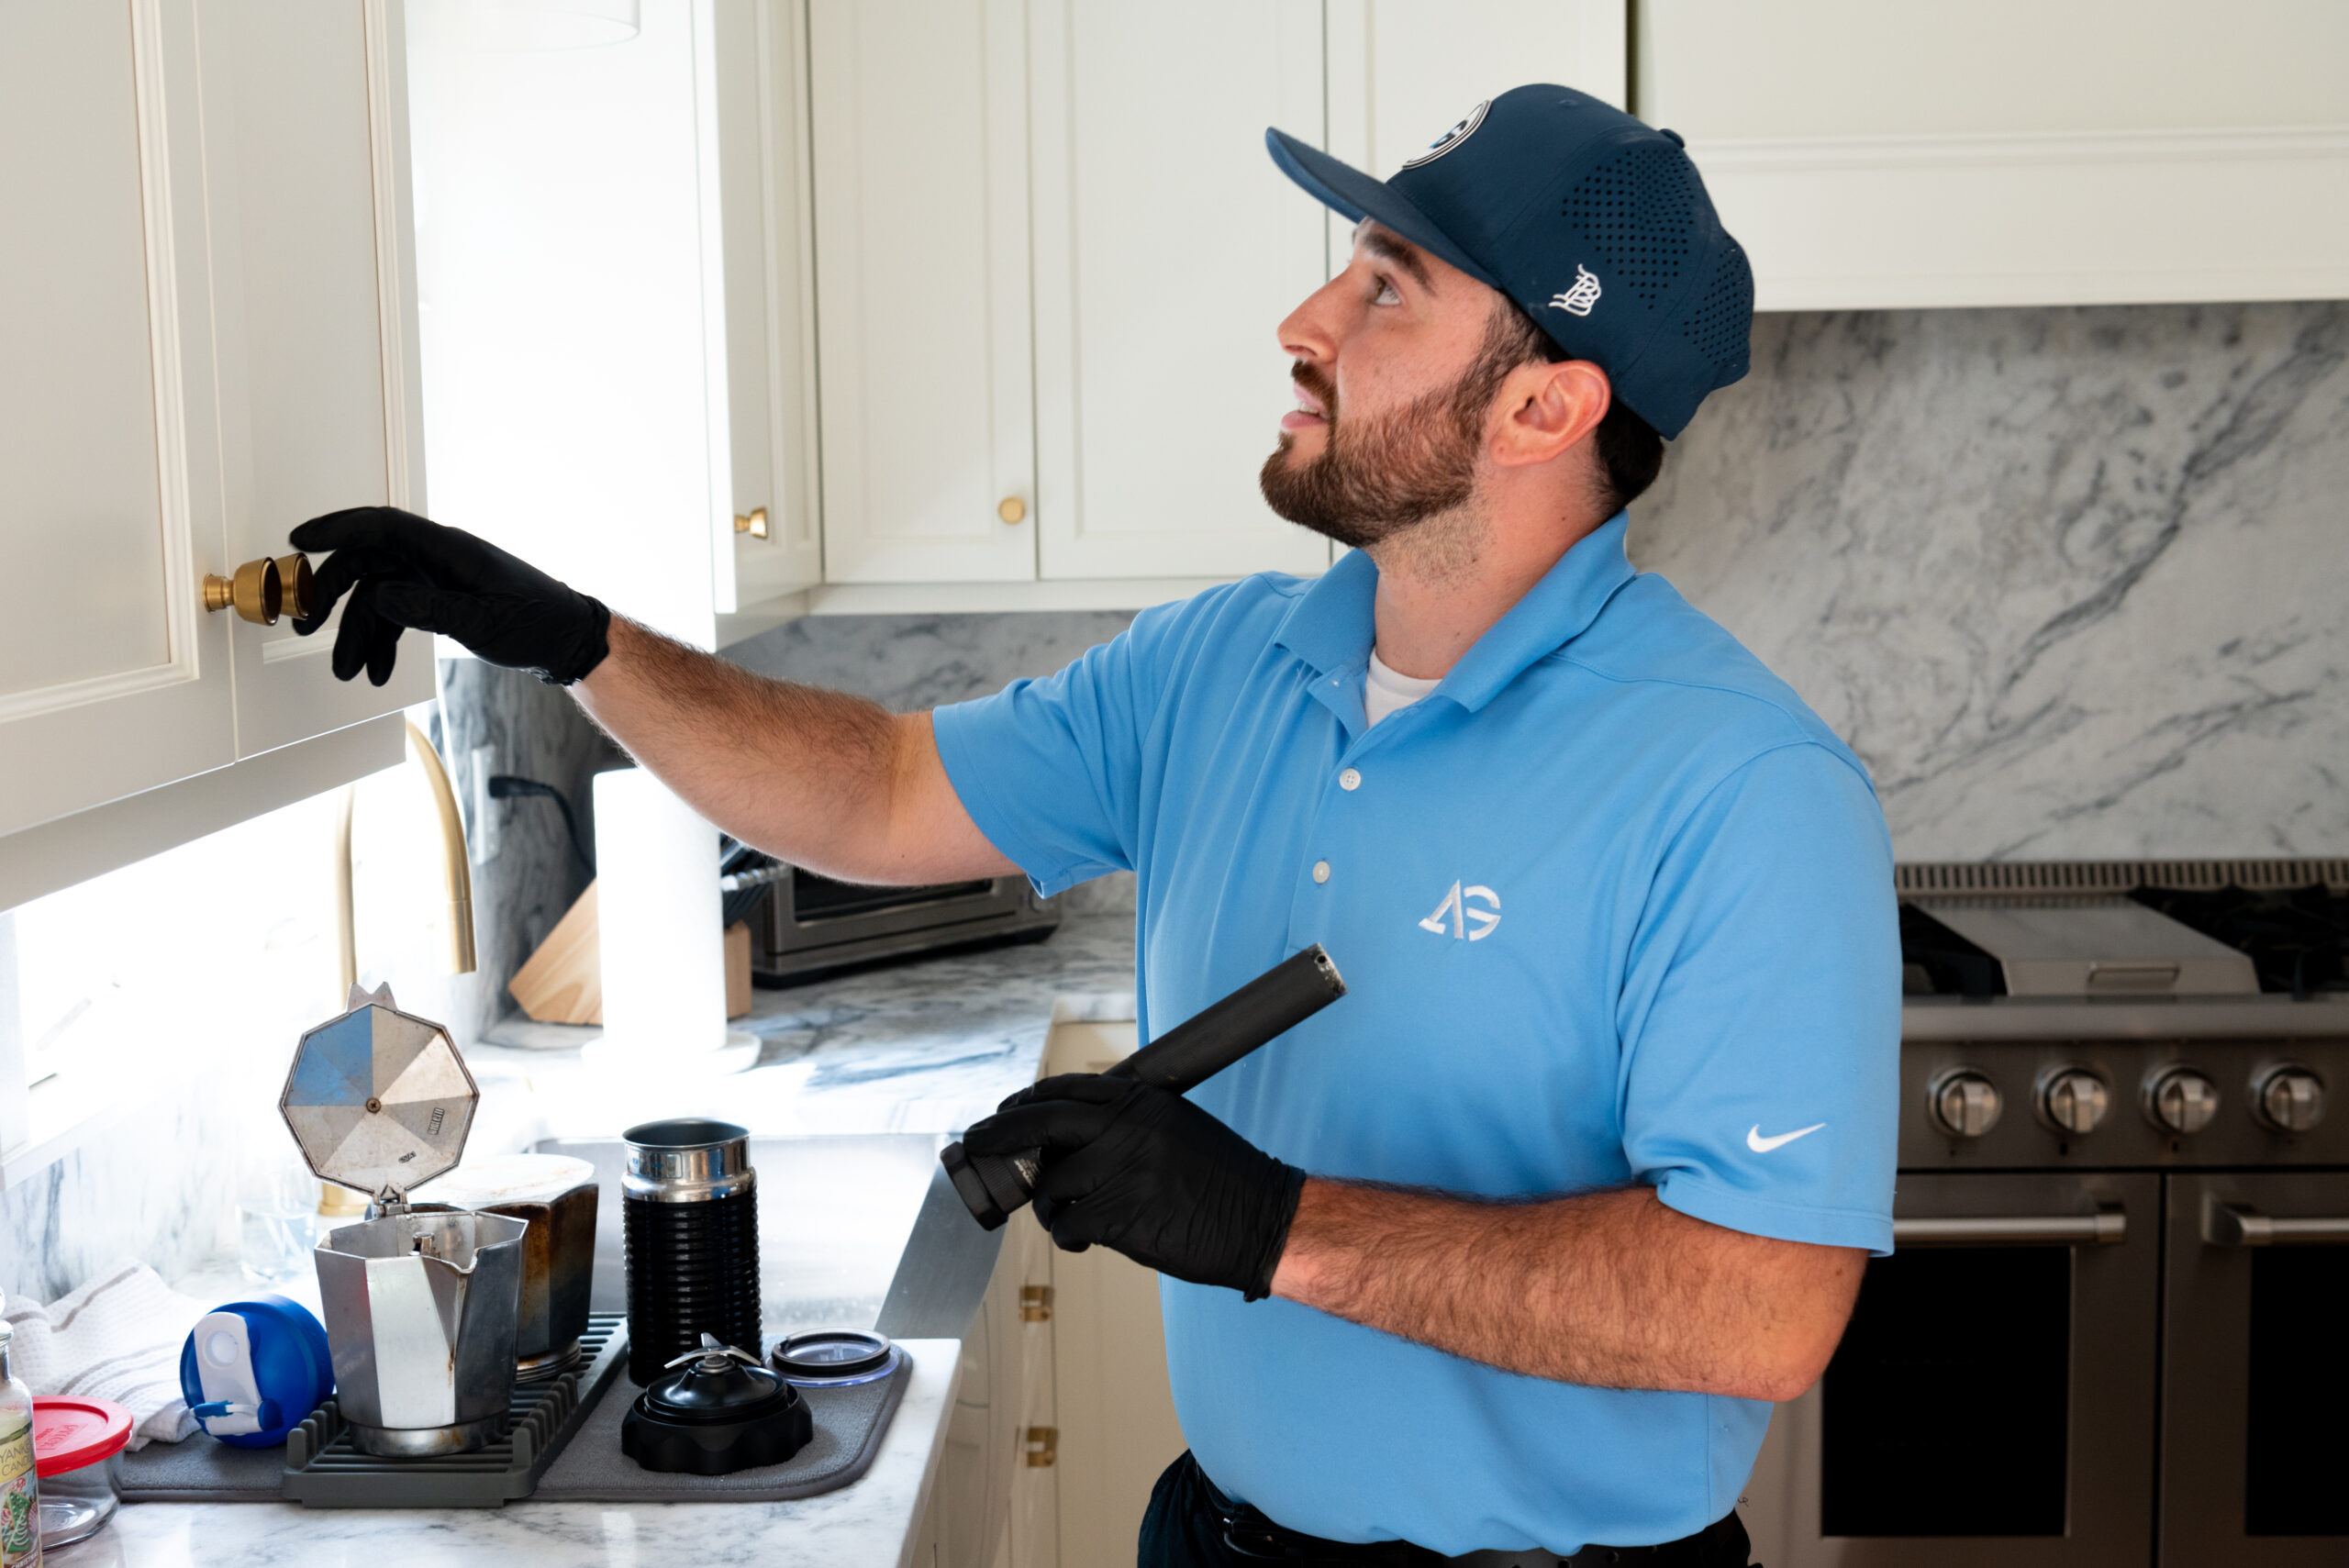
[1258,317,1525,550]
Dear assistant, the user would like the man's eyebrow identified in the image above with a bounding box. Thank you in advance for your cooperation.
[1359,225,1434,293]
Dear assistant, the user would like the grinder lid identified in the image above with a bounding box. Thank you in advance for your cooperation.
[622,1336,813,1474]
[280,983,478,1207]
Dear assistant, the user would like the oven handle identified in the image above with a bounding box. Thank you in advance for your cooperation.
[2203,1203,2349,1248]
[1894,1207,2127,1247]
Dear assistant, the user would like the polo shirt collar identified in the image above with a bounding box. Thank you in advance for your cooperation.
[1273,512,1638,715]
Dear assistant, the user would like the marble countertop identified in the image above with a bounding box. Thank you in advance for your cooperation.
[105,915,1137,1568]
[469,911,1138,1144]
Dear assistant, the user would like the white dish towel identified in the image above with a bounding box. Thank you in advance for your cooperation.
[2,1259,215,1449]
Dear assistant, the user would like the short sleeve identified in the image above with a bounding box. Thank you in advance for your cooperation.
[930,592,1210,897]
[1618,742,1901,1255]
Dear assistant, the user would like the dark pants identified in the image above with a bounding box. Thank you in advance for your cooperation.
[1138,1451,1756,1568]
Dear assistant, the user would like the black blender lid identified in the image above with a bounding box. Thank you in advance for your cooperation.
[772,1330,897,1385]
[622,1336,813,1475]
[642,1338,792,1422]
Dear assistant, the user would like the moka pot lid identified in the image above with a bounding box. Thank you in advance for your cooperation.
[280,983,479,1207]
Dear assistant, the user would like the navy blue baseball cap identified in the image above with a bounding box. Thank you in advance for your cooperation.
[1267,84,1752,439]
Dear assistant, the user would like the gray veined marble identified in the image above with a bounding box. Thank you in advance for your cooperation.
[1633,301,2349,861]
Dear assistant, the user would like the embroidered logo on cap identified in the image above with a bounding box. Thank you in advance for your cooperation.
[1400,100,1490,171]
[1550,264,1602,317]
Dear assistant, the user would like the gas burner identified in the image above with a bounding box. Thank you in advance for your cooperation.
[2130,884,2349,995]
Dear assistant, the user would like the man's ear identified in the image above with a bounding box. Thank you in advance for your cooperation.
[1490,359,1610,469]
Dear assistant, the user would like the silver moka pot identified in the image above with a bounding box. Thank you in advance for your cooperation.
[282,984,527,1456]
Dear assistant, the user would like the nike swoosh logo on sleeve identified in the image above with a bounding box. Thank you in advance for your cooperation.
[1746,1122,1827,1153]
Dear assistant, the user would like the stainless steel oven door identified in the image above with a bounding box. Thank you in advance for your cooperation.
[2161,1170,2349,1565]
[1742,1172,2159,1568]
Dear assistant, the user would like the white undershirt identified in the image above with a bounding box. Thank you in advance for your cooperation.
[1363,649,1442,727]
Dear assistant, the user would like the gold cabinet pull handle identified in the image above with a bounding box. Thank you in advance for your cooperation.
[997,495,1027,525]
[733,506,769,539]
[203,556,284,625]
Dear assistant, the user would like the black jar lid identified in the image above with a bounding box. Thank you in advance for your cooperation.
[771,1329,898,1386]
[621,1336,813,1474]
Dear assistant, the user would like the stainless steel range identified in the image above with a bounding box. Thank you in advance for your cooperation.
[1742,858,2349,1568]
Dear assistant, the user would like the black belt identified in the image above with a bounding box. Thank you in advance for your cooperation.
[1202,1472,1752,1568]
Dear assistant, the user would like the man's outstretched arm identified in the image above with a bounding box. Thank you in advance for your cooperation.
[1272,1179,1864,1402]
[573,617,1016,885]
[289,506,1016,887]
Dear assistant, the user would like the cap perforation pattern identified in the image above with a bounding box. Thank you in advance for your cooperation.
[1681,240,1753,384]
[1561,146,1698,308]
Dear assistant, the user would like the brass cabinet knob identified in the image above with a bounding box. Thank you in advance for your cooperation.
[997,495,1027,525]
[202,553,314,626]
[733,506,769,539]
[203,557,284,625]
[276,552,316,622]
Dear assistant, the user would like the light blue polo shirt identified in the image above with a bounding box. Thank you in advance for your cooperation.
[932,514,1899,1555]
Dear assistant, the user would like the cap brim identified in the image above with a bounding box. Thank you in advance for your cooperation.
[1264,128,1504,295]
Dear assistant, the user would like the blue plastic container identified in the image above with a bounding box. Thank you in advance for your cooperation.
[177,1296,333,1449]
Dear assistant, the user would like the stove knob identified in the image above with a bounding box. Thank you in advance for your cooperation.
[2255,1067,2327,1133]
[2146,1068,2220,1136]
[1930,1071,2002,1139]
[2042,1070,2110,1135]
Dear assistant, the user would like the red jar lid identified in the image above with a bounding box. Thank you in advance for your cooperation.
[31,1396,133,1477]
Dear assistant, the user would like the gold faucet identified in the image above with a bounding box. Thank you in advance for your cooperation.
[334,719,478,994]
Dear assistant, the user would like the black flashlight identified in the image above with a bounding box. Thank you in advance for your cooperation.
[939,944,1346,1229]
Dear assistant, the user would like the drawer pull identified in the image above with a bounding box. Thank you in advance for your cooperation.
[1895,1208,2126,1247]
[2204,1203,2349,1247]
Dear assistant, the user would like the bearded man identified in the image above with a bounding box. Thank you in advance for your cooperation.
[292,86,1898,1567]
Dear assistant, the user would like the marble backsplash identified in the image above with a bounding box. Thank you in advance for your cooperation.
[1632,300,2348,861]
[731,302,2346,864]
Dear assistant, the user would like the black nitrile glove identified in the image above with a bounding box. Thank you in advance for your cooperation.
[289,507,611,686]
[961,1073,1306,1300]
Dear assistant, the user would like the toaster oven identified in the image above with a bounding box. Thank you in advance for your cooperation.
[749,864,1061,986]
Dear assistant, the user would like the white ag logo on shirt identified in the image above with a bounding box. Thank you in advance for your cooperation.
[1419,881,1500,940]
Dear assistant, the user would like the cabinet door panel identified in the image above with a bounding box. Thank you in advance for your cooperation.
[713,0,823,609]
[210,0,432,756]
[810,0,1034,584]
[1030,0,1330,582]
[0,0,234,836]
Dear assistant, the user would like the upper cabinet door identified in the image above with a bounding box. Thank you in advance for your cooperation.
[809,0,1036,584]
[0,0,236,838]
[1028,0,1331,583]
[209,0,433,756]
[1325,1,1627,179]
[711,0,823,610]
[1639,0,2349,309]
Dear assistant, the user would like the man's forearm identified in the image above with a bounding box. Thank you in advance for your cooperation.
[572,617,1014,884]
[1270,1179,1863,1402]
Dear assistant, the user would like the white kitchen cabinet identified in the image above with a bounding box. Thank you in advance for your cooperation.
[710,0,824,615]
[1027,0,1330,582]
[0,0,429,850]
[806,0,1037,585]
[1637,0,2349,309]
[730,0,1627,603]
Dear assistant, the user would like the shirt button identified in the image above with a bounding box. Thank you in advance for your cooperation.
[1338,769,1362,792]
[1311,861,1330,884]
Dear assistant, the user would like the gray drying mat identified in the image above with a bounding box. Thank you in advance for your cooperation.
[120,1315,628,1506]
[533,1348,912,1503]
